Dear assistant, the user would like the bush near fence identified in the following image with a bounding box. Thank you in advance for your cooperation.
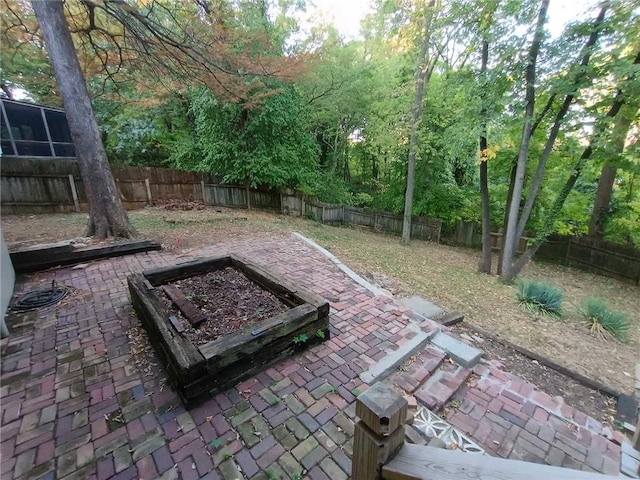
[0,157,442,242]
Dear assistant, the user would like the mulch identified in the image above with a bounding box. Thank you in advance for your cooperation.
[162,266,289,345]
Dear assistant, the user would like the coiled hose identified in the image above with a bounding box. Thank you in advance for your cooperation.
[12,280,68,311]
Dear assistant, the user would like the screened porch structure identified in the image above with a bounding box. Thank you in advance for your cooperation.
[1,98,76,157]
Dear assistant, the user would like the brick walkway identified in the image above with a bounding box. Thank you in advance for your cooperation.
[0,234,627,479]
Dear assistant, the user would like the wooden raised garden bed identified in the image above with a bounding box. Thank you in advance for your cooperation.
[127,254,330,406]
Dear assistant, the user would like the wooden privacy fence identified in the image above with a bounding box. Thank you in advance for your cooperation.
[352,384,620,480]
[537,235,640,285]
[447,220,640,285]
[0,157,442,242]
[448,220,531,254]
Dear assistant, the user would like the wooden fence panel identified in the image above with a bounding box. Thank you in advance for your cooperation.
[323,206,344,223]
[1,175,74,206]
[411,222,439,241]
[249,190,280,210]
[153,182,201,202]
[538,236,640,285]
[281,193,302,216]
[205,184,246,207]
[346,208,376,229]
[304,203,324,222]
[376,213,403,234]
[115,179,147,203]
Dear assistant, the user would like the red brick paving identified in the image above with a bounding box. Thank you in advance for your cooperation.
[0,234,627,479]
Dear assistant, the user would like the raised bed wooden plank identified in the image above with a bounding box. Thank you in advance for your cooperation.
[231,255,299,296]
[185,308,329,401]
[11,240,161,273]
[143,254,231,285]
[162,285,207,327]
[128,273,205,384]
[199,304,318,367]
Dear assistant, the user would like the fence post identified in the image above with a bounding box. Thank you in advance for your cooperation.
[200,180,206,204]
[352,383,407,480]
[67,174,80,213]
[144,178,152,205]
[245,179,251,210]
[321,206,325,224]
[565,238,572,265]
[300,195,305,217]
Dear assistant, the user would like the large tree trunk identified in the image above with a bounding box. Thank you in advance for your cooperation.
[32,0,135,239]
[401,0,436,245]
[499,0,549,281]
[588,105,639,238]
[588,164,617,238]
[479,37,492,274]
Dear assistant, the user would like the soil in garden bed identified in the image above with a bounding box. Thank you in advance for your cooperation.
[162,267,290,346]
[452,323,617,427]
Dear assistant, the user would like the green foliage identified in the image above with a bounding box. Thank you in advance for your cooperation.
[315,328,326,340]
[169,86,318,189]
[103,115,169,167]
[292,333,308,345]
[10,0,636,249]
[353,192,374,208]
[516,279,563,317]
[578,298,629,342]
[208,438,223,450]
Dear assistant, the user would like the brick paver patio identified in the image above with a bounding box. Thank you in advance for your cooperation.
[0,234,628,479]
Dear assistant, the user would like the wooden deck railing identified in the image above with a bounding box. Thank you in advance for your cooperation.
[352,384,622,480]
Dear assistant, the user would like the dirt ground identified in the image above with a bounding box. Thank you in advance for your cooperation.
[3,207,639,401]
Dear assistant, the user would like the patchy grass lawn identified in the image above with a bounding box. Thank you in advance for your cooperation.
[2,207,638,394]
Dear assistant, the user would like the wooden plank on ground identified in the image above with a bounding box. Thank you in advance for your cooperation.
[11,240,161,273]
[162,285,206,327]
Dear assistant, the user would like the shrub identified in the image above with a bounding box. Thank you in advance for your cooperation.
[578,297,629,342]
[516,279,563,317]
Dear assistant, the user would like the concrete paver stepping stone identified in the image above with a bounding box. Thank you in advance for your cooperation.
[398,295,445,320]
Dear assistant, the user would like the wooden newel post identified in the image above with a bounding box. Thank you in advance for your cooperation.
[352,383,407,480]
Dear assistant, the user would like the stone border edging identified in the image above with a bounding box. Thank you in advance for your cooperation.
[291,232,390,297]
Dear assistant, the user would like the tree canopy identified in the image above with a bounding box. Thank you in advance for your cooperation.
[3,0,639,267]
